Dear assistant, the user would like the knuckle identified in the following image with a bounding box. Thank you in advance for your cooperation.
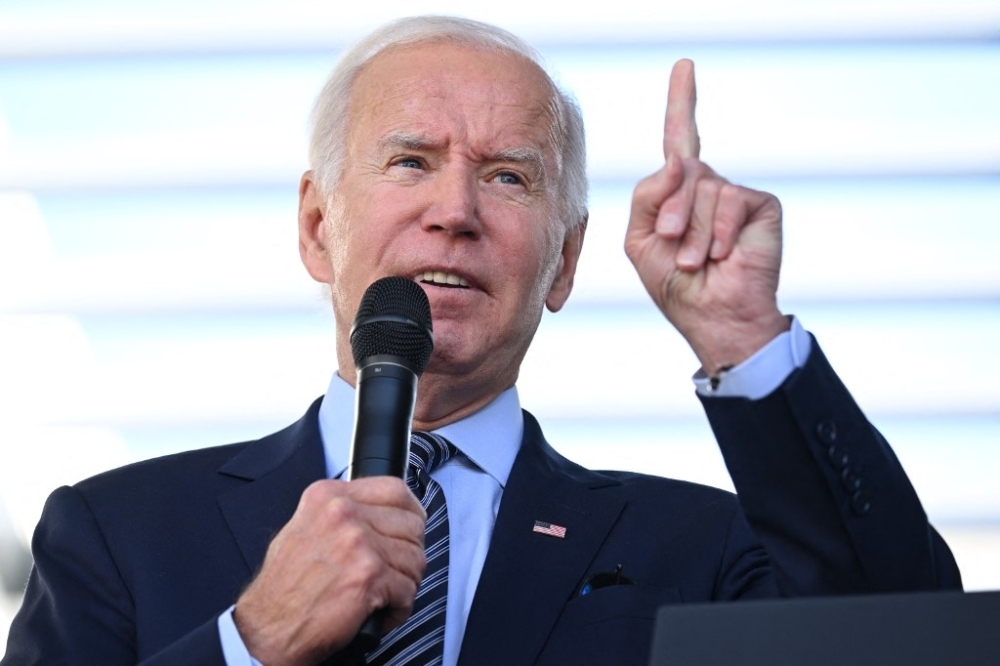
[300,479,333,506]
[394,544,426,583]
[323,498,358,529]
[412,544,428,573]
[411,551,427,583]
[718,181,738,198]
[695,178,722,209]
[353,549,383,582]
[339,522,370,552]
[401,577,419,603]
[696,177,721,199]
[407,513,428,541]
[718,182,744,205]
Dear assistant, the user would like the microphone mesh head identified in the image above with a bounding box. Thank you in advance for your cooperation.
[350,277,434,375]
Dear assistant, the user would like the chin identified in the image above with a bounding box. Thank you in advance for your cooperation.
[422,345,480,377]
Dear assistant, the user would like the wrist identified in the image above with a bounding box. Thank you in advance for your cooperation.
[233,596,298,666]
[689,311,790,376]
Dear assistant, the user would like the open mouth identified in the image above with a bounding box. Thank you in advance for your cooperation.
[417,271,471,289]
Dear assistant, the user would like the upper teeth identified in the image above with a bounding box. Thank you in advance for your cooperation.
[419,271,469,287]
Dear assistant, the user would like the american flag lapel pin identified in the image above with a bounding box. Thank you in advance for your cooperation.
[533,520,567,539]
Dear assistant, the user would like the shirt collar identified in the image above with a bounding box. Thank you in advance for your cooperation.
[317,373,522,488]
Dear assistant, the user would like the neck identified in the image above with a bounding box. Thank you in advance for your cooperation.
[337,356,517,432]
[410,369,514,431]
[335,322,525,430]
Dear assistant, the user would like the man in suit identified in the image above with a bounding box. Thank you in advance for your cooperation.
[3,15,961,666]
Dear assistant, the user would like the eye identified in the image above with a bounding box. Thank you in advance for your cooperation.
[494,171,524,186]
[393,157,423,169]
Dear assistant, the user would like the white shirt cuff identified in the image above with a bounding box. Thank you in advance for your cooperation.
[693,316,811,400]
[218,606,264,666]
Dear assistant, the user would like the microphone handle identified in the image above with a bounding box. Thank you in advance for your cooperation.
[348,360,417,481]
[354,614,384,653]
[348,360,418,654]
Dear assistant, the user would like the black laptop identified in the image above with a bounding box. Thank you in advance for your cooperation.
[650,590,1000,665]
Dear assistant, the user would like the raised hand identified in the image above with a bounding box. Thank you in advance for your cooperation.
[233,477,427,666]
[624,59,789,376]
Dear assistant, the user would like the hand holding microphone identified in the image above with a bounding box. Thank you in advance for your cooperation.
[233,277,433,665]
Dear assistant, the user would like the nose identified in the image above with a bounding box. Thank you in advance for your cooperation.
[421,163,481,238]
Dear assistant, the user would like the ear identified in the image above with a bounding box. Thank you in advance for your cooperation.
[298,171,334,284]
[545,214,587,313]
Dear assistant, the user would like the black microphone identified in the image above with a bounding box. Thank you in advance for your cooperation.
[347,276,433,651]
[348,276,434,480]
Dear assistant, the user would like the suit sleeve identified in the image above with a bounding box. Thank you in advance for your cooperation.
[1,485,226,665]
[699,339,962,597]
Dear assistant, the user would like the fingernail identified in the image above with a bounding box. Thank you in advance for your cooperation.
[679,244,701,267]
[658,213,684,235]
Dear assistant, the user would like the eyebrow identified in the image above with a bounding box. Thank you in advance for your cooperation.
[492,147,547,179]
[377,131,436,153]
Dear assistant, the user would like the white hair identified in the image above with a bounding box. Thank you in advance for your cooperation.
[308,15,588,229]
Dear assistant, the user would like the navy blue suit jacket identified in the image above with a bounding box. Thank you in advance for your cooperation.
[2,344,961,665]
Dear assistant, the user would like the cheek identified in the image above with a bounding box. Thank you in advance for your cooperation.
[489,197,561,264]
[324,200,379,322]
[525,220,565,290]
[491,199,559,267]
[323,207,354,288]
[327,194,394,272]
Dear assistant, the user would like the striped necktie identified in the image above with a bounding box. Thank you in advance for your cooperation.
[366,431,457,666]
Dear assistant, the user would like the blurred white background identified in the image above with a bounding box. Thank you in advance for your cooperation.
[2,0,999,644]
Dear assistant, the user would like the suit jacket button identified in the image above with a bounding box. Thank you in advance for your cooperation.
[827,445,850,469]
[851,490,872,515]
[841,467,862,492]
[816,419,837,445]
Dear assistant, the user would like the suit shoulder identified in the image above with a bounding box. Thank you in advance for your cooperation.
[81,438,249,484]
[597,468,739,508]
[523,410,740,511]
[74,398,323,502]
[72,439,252,508]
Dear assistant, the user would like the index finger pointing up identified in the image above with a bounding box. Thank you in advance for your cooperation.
[663,58,700,160]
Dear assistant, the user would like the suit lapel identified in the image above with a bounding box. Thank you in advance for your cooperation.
[458,412,626,666]
[216,398,328,573]
[210,401,627,664]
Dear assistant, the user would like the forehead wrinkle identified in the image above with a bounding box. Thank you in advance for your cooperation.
[473,98,559,179]
[358,50,562,187]
[479,94,562,189]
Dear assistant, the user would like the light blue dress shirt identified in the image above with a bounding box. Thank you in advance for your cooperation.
[218,318,811,665]
[218,376,524,666]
